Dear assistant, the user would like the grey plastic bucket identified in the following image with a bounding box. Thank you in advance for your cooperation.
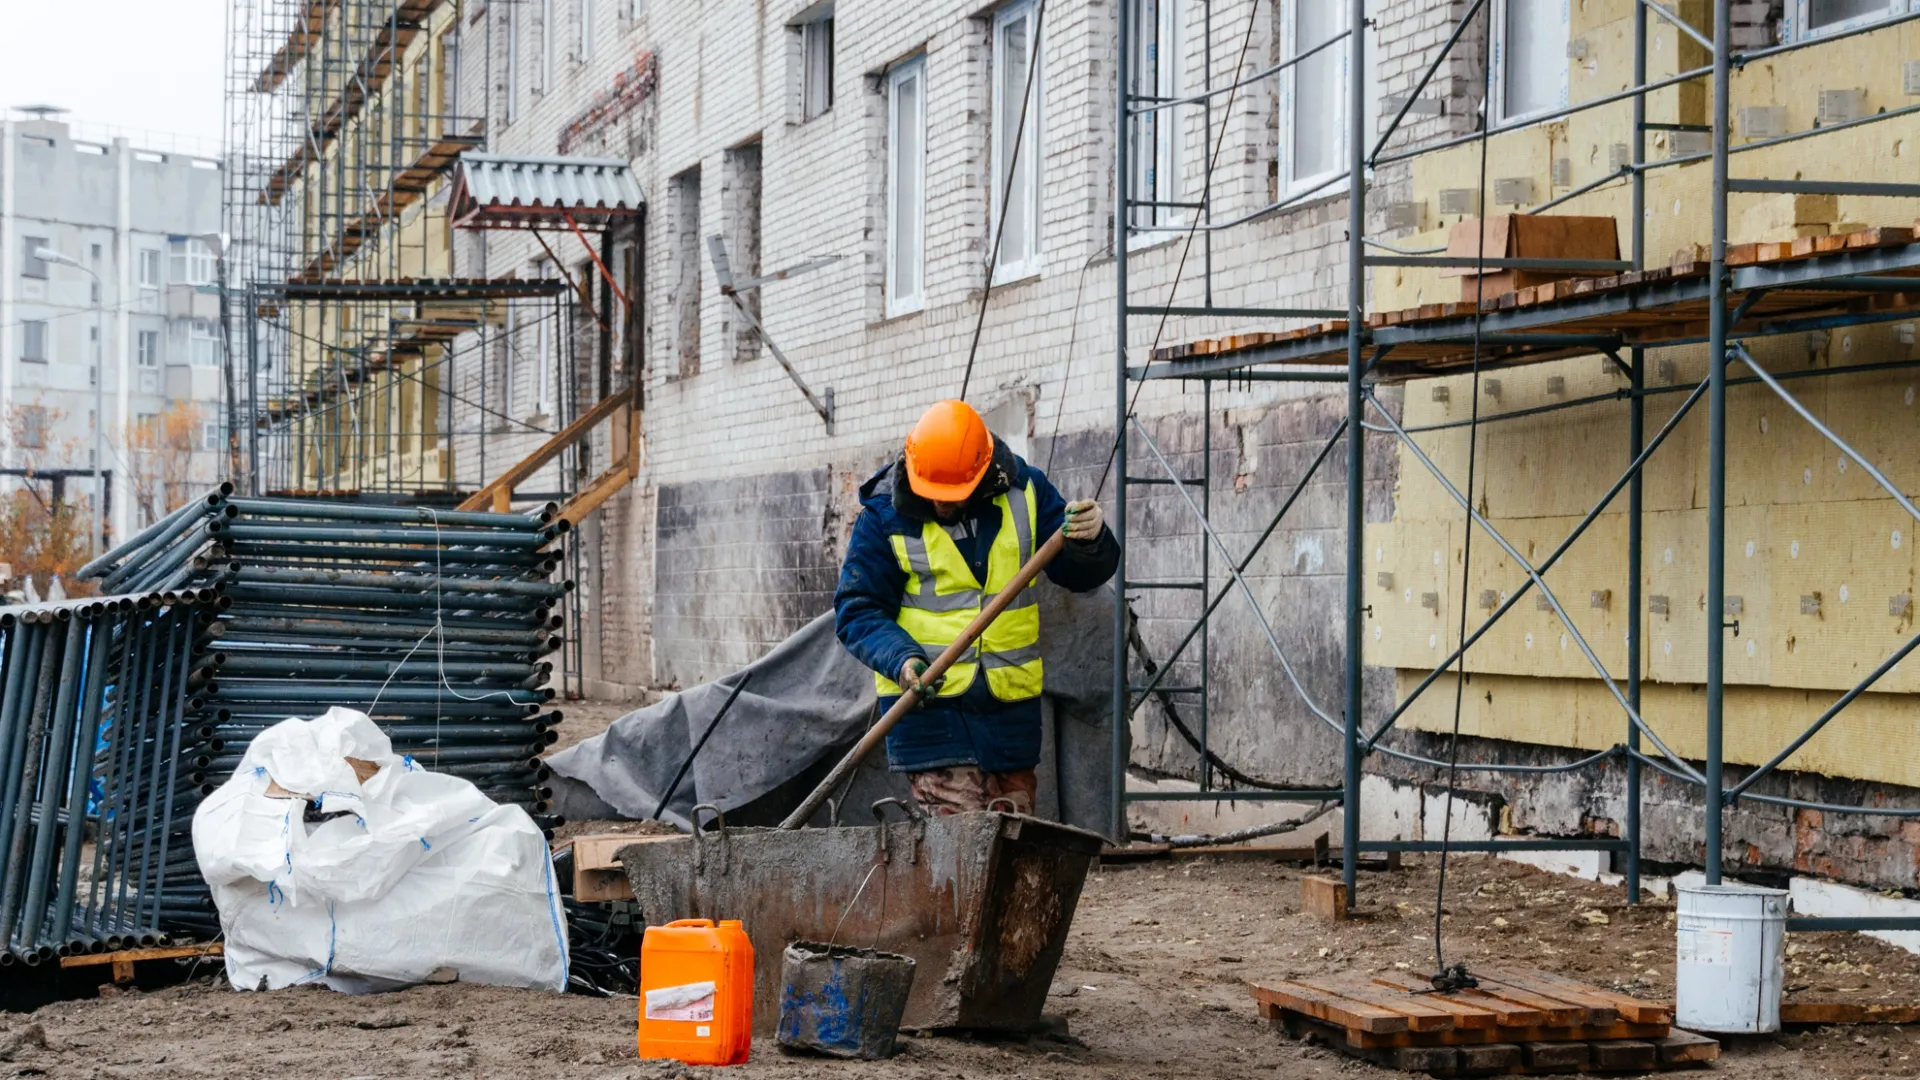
[1675,882,1788,1033]
[775,941,917,1059]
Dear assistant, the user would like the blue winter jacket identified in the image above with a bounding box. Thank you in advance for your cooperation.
[833,438,1120,774]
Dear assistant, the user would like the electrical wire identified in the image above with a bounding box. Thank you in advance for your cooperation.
[958,0,1050,403]
[1431,1,1495,991]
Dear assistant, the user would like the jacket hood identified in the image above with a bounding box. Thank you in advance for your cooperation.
[859,436,1019,523]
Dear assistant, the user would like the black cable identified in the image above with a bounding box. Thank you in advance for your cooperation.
[959,0,1050,403]
[1431,3,1495,993]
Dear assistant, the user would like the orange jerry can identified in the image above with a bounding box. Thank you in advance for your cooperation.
[638,918,754,1065]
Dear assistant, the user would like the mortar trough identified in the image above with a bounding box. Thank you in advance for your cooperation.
[617,805,1105,1034]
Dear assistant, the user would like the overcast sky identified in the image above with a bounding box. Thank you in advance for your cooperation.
[0,1,227,151]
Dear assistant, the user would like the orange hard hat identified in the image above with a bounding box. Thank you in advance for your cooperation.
[904,400,993,501]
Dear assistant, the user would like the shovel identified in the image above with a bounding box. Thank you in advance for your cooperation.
[777,530,1065,829]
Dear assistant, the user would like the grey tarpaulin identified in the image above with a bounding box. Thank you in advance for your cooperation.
[546,582,1118,837]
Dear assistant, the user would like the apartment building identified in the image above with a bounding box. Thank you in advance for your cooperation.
[0,108,228,540]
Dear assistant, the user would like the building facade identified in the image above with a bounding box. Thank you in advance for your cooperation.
[0,109,228,542]
[335,0,1920,889]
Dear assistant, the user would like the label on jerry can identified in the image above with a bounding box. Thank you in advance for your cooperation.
[646,981,717,1022]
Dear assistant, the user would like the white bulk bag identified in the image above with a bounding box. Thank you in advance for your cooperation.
[193,707,569,993]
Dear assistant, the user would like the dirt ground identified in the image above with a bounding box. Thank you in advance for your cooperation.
[4,854,1919,1079]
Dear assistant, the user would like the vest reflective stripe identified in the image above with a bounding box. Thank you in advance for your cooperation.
[895,534,979,613]
[874,483,1044,702]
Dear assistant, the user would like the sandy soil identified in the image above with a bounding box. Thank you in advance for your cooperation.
[5,854,1920,1078]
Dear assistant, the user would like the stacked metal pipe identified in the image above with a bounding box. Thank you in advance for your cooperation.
[77,488,571,938]
[0,590,222,962]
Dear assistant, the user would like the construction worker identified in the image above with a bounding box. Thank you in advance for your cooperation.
[835,399,1119,816]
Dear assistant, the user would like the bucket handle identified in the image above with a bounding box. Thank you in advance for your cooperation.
[690,803,729,876]
[870,798,925,866]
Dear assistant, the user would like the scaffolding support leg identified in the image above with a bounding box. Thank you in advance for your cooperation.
[1626,0,1648,904]
[1704,0,1732,885]
[1341,0,1367,899]
[1110,0,1133,847]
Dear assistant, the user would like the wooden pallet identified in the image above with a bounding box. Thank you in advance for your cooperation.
[1274,1010,1718,1077]
[58,942,224,986]
[1252,966,1716,1075]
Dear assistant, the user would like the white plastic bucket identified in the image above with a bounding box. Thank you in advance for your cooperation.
[1675,882,1788,1033]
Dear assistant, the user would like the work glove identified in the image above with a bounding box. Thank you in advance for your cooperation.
[1064,498,1105,542]
[899,657,944,702]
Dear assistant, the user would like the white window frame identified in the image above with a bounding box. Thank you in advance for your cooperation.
[579,0,596,61]
[799,9,835,121]
[201,420,224,453]
[885,57,927,318]
[990,0,1044,283]
[20,321,48,363]
[21,237,49,280]
[1490,0,1570,127]
[170,238,215,286]
[1788,0,1911,40]
[1279,1,1380,199]
[136,329,160,367]
[190,319,221,367]
[138,248,161,288]
[1129,0,1183,236]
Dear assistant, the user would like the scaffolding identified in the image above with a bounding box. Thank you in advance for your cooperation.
[1113,0,1920,933]
[222,0,598,500]
[222,0,640,701]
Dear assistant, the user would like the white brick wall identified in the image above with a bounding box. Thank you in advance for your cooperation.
[453,0,1467,687]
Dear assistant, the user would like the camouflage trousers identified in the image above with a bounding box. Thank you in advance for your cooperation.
[906,766,1038,816]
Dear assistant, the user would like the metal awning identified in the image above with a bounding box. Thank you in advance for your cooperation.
[448,152,645,231]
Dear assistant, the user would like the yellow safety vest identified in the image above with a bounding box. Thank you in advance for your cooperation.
[873,482,1044,702]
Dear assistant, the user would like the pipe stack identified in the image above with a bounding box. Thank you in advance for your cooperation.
[0,591,222,962]
[77,489,571,938]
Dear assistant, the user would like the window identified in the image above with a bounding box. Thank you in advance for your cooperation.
[137,329,161,367]
[201,421,226,452]
[190,319,221,367]
[991,1,1043,280]
[1279,1,1380,194]
[669,167,703,377]
[89,243,102,263]
[579,0,596,60]
[1800,0,1901,38]
[1130,0,1184,230]
[18,408,47,451]
[722,142,763,363]
[505,4,520,123]
[440,31,461,122]
[20,321,47,363]
[1494,0,1569,124]
[169,238,215,286]
[138,249,161,288]
[415,49,433,134]
[885,57,927,317]
[798,9,835,120]
[541,0,555,90]
[21,237,49,279]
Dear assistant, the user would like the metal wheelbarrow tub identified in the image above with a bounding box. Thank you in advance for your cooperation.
[618,806,1105,1034]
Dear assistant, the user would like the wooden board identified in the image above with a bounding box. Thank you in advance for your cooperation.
[1780,1000,1920,1025]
